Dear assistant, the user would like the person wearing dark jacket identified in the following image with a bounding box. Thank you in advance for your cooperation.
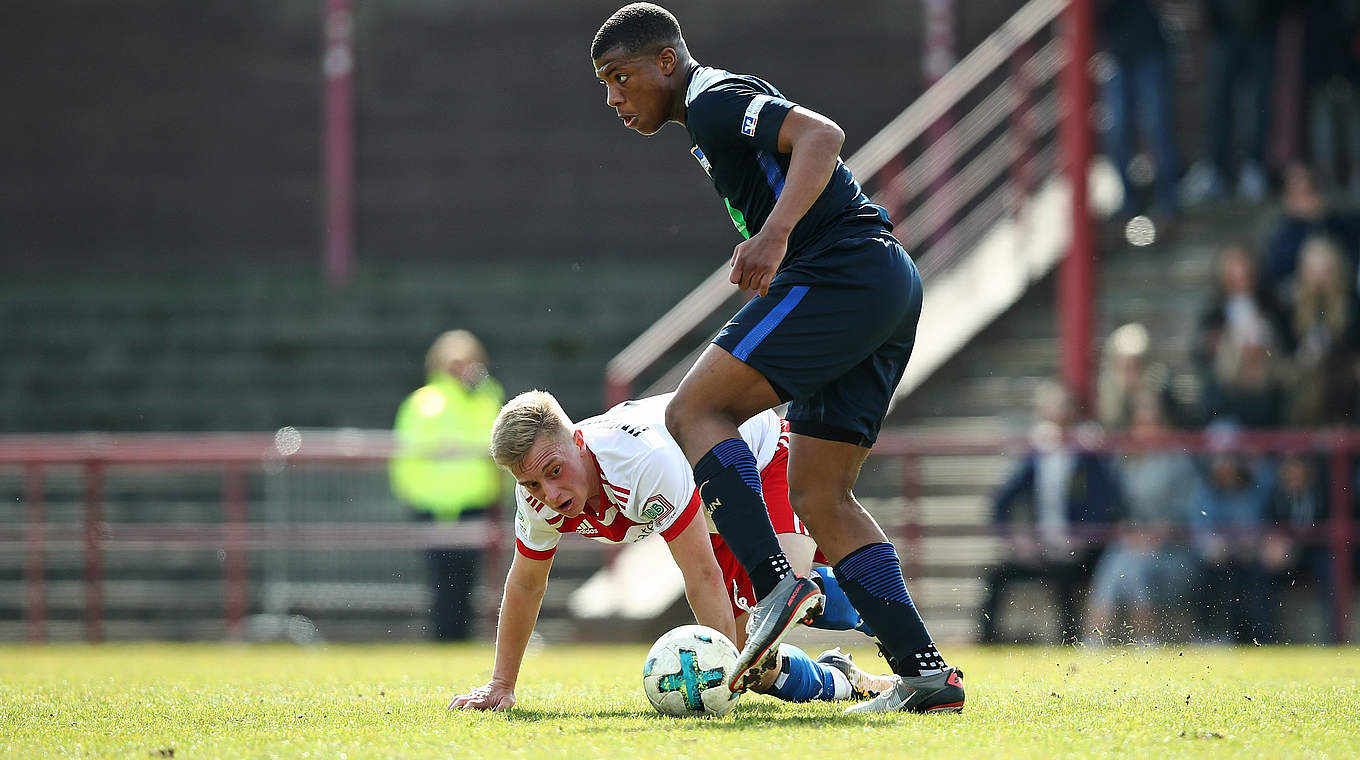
[1262,453,1338,642]
[1263,163,1360,301]
[978,383,1118,644]
[1193,244,1290,427]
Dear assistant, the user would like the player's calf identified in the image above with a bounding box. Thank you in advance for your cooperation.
[755,645,890,702]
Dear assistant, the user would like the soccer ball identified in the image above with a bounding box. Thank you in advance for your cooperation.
[642,625,742,718]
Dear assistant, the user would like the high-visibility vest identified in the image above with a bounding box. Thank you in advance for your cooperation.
[389,371,504,519]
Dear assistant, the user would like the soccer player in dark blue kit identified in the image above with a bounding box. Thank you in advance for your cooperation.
[590,4,964,713]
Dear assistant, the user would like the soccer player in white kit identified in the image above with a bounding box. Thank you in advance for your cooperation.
[449,391,891,711]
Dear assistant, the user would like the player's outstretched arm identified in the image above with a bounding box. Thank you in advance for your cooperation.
[730,107,845,296]
[448,551,552,712]
[665,512,739,644]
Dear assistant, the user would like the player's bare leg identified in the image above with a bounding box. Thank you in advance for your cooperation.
[786,433,964,713]
[776,532,817,585]
[783,435,884,563]
[666,346,824,692]
[666,345,783,468]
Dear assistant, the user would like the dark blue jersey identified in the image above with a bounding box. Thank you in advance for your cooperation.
[683,65,893,270]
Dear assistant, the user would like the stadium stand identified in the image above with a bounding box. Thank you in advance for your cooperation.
[880,204,1275,641]
[0,264,708,434]
[5,0,1355,646]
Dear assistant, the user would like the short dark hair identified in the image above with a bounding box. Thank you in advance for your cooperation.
[591,3,683,61]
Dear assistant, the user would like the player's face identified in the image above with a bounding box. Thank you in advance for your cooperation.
[593,46,678,136]
[510,433,593,519]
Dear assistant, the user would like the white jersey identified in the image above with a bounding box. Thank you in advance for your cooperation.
[513,393,785,559]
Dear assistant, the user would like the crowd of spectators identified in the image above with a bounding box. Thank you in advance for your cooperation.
[984,164,1359,644]
[982,371,1347,646]
[1096,0,1360,223]
[983,0,1360,646]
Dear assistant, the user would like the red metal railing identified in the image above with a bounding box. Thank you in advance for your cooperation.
[875,427,1354,643]
[603,0,1070,407]
[3,426,1353,642]
[0,432,505,642]
[322,0,356,285]
[1057,0,1097,409]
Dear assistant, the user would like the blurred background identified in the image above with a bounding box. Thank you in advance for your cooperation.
[2,0,1358,648]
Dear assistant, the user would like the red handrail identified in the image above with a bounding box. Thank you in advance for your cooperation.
[5,425,1352,643]
[602,0,1070,406]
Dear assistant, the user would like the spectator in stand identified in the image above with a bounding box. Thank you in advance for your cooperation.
[1084,391,1200,645]
[1098,322,1194,430]
[1096,0,1180,222]
[1181,0,1280,206]
[1261,453,1338,642]
[1190,431,1275,644]
[977,382,1118,644]
[1299,0,1360,199]
[1207,336,1286,429]
[1263,163,1360,303]
[1193,244,1289,427]
[1286,236,1360,425]
[390,330,505,640]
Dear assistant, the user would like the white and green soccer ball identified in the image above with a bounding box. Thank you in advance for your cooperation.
[641,625,742,718]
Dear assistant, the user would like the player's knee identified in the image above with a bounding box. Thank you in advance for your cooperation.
[663,394,693,446]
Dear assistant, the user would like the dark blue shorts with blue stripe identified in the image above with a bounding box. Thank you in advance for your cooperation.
[713,233,923,447]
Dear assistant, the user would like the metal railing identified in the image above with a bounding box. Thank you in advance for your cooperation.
[0,431,506,642]
[603,0,1070,406]
[2,423,1352,643]
[874,427,1355,643]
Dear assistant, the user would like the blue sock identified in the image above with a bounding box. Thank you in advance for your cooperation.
[808,566,874,635]
[764,645,842,702]
[834,542,945,676]
[693,438,789,598]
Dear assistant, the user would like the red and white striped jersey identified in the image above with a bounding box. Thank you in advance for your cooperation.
[513,393,785,559]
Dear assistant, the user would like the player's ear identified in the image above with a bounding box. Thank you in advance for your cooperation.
[657,46,677,75]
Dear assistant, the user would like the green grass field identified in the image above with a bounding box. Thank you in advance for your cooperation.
[3,642,1358,759]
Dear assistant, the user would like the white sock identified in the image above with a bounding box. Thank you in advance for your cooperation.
[825,663,853,700]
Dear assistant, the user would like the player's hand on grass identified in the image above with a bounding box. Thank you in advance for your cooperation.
[449,681,515,712]
[730,229,787,297]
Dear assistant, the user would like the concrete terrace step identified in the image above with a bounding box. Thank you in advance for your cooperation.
[3,263,714,432]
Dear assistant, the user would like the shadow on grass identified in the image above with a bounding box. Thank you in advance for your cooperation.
[505,708,651,721]
[504,701,871,728]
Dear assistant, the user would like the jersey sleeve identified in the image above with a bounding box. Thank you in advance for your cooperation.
[513,489,561,559]
[625,445,700,543]
[687,84,794,154]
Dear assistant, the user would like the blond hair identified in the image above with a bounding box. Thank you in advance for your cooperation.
[1096,322,1151,429]
[426,330,488,376]
[490,390,573,468]
[1294,236,1351,343]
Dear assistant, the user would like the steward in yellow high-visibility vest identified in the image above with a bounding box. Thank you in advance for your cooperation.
[391,371,503,519]
[390,330,505,640]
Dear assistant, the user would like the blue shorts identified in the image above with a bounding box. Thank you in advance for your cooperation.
[712,234,923,446]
